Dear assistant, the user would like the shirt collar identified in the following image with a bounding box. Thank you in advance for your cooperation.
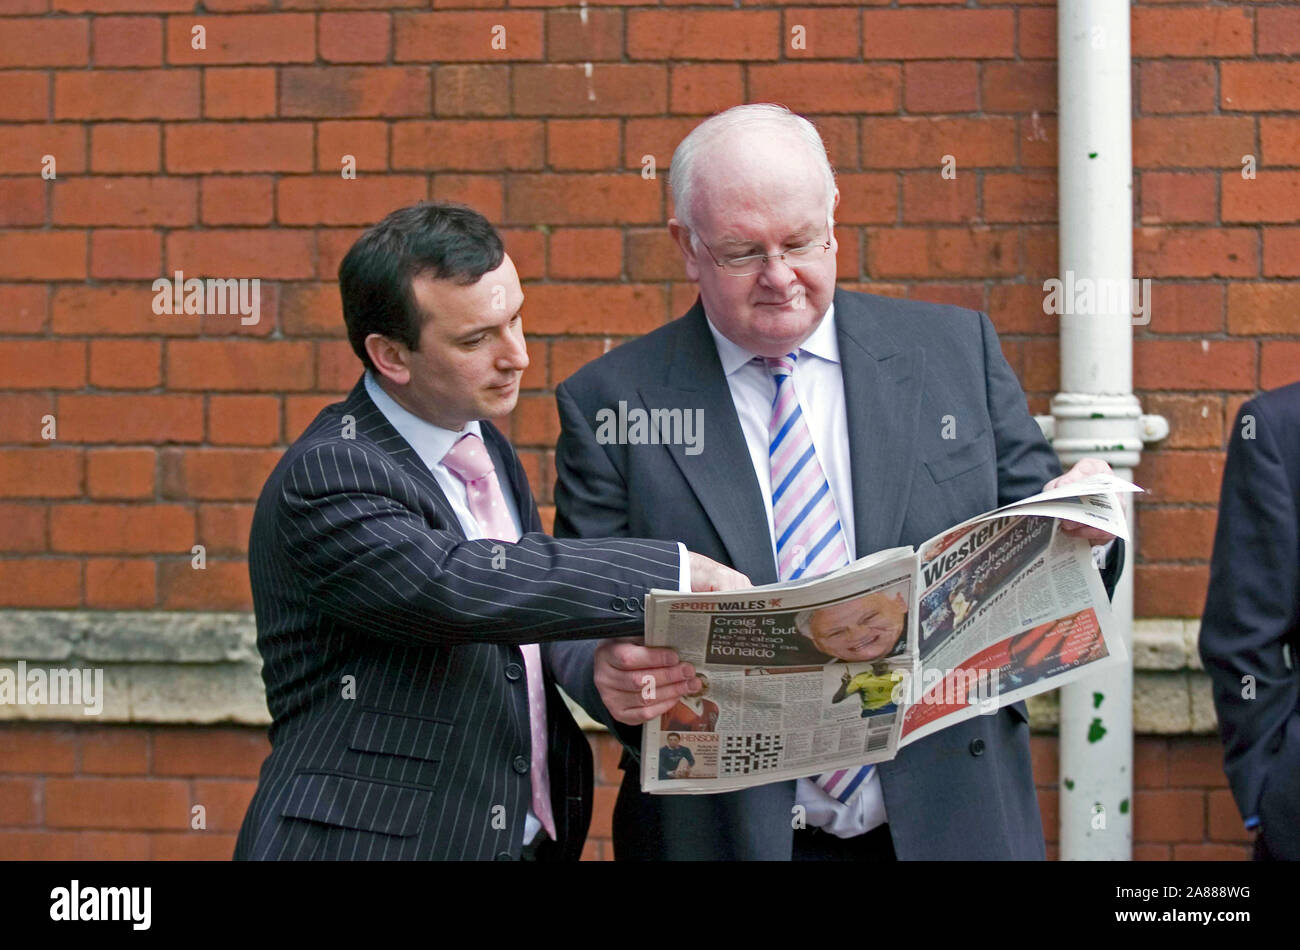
[704,301,840,377]
[363,369,482,470]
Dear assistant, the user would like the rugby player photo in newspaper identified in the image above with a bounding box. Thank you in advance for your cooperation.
[660,673,722,732]
[658,733,719,781]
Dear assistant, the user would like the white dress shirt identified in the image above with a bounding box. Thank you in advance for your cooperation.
[705,305,888,839]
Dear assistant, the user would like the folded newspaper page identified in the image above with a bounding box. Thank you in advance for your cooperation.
[640,473,1141,794]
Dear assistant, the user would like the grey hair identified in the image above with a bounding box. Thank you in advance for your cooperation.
[794,609,816,640]
[669,103,837,237]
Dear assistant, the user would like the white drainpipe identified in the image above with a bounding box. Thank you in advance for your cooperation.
[1040,0,1168,860]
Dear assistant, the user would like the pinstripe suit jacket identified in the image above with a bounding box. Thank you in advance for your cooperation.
[234,375,680,861]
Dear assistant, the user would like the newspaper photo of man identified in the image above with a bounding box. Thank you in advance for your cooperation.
[794,587,910,663]
[658,734,696,780]
[832,666,906,719]
[660,673,721,733]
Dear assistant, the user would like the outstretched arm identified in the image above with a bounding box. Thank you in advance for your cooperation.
[277,440,681,647]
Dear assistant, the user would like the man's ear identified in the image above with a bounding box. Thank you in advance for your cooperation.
[668,218,702,282]
[365,333,412,386]
[828,189,841,251]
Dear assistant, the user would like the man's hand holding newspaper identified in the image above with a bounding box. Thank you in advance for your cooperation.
[1046,458,1122,543]
[596,554,750,725]
[594,640,699,725]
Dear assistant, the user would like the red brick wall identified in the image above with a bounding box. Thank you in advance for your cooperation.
[1,0,1297,616]
[0,1,1290,861]
[0,724,265,859]
[0,725,1251,860]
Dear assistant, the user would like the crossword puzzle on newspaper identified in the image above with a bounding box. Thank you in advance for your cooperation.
[720,734,784,774]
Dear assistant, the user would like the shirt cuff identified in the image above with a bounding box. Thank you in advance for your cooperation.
[1245,815,1260,830]
[677,542,690,592]
[1091,538,1116,570]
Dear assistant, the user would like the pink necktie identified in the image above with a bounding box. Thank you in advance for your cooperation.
[442,432,557,841]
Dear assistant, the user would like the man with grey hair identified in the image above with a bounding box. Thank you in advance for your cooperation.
[549,103,1123,860]
[794,590,908,664]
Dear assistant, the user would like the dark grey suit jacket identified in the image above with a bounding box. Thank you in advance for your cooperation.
[234,375,680,860]
[1200,381,1300,860]
[550,288,1123,860]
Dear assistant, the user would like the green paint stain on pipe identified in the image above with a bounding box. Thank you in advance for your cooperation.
[1063,778,1075,791]
[1088,717,1107,742]
[1089,151,1098,159]
[1119,798,1130,814]
[1093,691,1104,709]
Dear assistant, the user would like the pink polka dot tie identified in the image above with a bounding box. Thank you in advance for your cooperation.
[442,432,556,842]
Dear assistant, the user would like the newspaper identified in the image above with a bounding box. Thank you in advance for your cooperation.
[640,473,1140,794]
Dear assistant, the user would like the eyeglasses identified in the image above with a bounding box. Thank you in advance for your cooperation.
[691,225,834,277]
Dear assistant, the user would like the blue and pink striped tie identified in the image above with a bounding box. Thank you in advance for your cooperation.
[763,353,870,805]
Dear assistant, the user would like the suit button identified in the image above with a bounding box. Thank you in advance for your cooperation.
[512,755,530,774]
[969,738,985,756]
[495,851,513,861]
[611,596,626,610]
[505,662,523,681]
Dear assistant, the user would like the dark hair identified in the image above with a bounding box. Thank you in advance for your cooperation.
[338,202,505,372]
[667,732,681,739]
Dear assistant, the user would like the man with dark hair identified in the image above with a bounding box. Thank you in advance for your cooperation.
[659,734,695,780]
[236,201,746,861]
[337,202,507,375]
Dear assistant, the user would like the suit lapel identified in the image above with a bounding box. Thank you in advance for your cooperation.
[834,289,925,556]
[640,302,779,586]
[338,375,466,540]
